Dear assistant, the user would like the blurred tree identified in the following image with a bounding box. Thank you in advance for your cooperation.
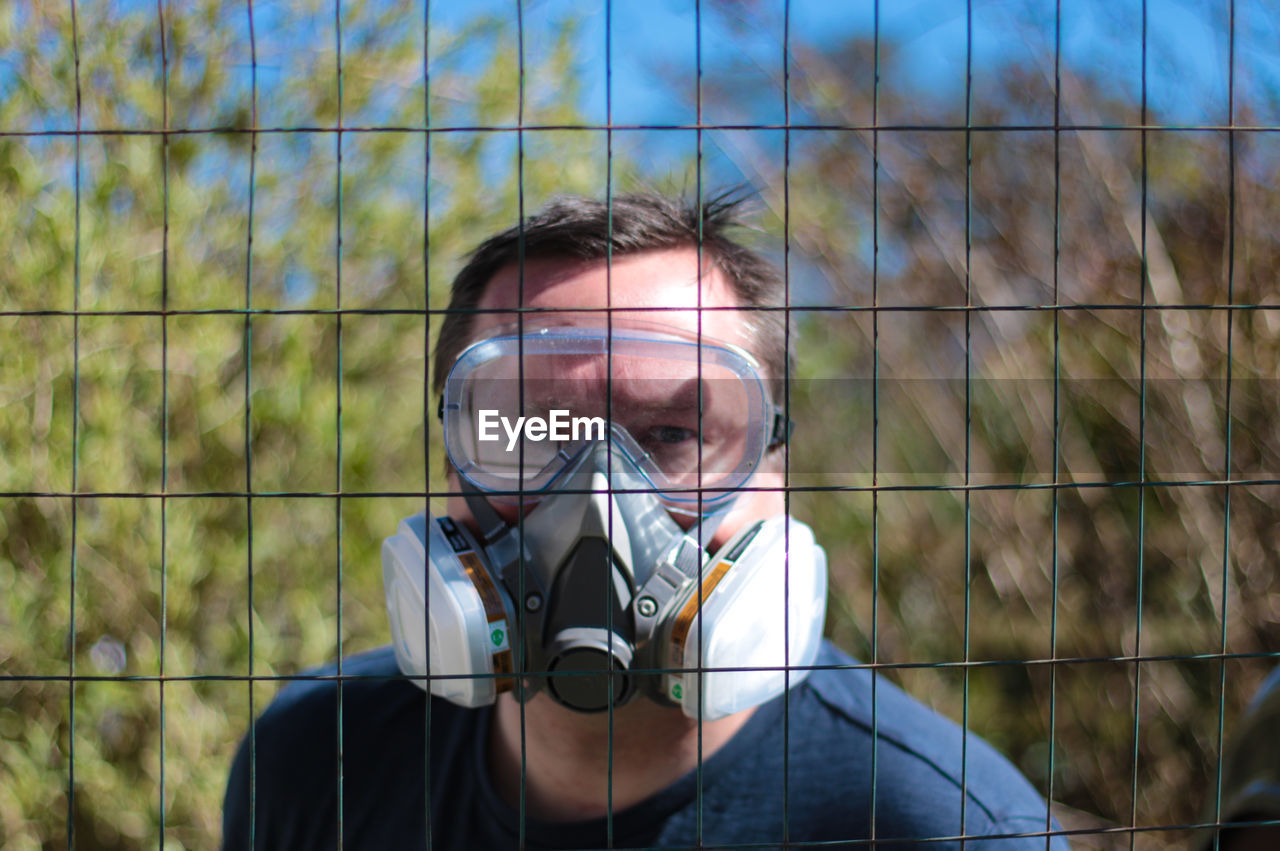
[696,4,1280,843]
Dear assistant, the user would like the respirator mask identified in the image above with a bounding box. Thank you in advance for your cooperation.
[382,317,828,720]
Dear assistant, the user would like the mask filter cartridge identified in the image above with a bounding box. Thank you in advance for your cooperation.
[382,513,515,708]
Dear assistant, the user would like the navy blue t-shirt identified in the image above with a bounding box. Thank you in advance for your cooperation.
[222,642,1066,850]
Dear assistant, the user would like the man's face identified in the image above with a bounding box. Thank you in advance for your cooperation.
[445,247,784,549]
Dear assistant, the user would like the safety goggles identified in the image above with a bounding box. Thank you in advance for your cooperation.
[441,316,788,510]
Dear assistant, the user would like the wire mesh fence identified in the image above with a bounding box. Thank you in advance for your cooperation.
[1,0,1278,848]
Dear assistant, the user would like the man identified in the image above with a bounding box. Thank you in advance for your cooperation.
[223,192,1065,849]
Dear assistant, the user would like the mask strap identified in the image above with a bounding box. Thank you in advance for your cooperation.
[459,477,511,546]
[690,506,728,552]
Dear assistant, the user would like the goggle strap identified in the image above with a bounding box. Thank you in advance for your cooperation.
[769,410,793,449]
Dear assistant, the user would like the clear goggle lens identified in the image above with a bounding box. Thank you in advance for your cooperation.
[442,321,779,509]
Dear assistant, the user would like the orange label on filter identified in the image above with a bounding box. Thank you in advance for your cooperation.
[667,556,736,675]
[458,552,514,694]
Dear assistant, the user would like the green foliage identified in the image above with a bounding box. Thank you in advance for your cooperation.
[0,1,634,847]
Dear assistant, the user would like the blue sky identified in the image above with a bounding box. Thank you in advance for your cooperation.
[407,0,1279,199]
[5,0,1272,133]
[428,0,1277,128]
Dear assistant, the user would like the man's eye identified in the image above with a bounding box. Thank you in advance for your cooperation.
[642,425,698,446]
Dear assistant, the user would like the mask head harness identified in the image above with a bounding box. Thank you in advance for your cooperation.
[383,317,827,720]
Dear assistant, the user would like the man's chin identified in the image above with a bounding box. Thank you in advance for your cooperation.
[498,686,698,732]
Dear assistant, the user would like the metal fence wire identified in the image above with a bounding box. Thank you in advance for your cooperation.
[1,0,1278,849]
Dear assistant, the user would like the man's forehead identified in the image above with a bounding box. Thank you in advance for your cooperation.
[472,249,755,353]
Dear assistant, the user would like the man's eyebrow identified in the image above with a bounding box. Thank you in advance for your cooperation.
[606,377,714,414]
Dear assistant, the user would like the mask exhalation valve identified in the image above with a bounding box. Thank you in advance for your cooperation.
[545,628,634,712]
